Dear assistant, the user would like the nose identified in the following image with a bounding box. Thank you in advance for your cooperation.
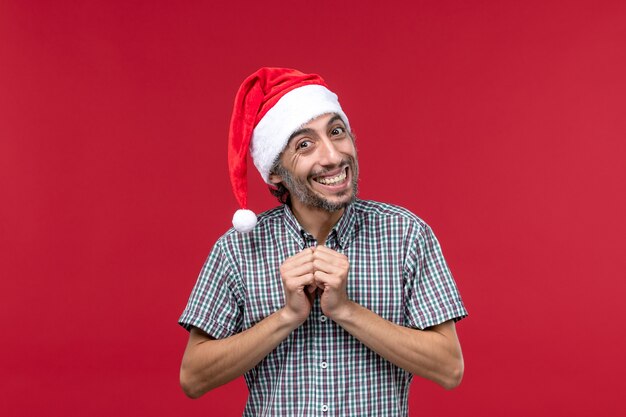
[317,136,342,166]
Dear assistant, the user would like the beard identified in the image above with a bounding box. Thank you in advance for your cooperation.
[276,156,359,212]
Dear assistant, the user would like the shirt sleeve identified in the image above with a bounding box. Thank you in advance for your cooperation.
[403,223,467,330]
[178,240,243,339]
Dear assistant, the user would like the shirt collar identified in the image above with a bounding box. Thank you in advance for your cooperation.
[282,201,357,250]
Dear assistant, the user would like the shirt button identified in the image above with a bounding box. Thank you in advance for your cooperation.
[319,315,327,322]
[321,404,329,412]
[320,361,328,369]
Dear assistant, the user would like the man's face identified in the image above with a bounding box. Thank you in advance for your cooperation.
[270,113,359,212]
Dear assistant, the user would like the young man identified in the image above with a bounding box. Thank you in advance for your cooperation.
[179,67,467,416]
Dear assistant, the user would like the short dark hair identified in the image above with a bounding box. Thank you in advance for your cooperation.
[268,156,290,204]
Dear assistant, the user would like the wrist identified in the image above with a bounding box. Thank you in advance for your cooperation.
[327,300,357,324]
[277,307,307,330]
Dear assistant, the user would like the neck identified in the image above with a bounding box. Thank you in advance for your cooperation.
[289,200,344,244]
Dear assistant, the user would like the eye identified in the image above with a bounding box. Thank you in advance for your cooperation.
[330,126,345,136]
[296,140,312,150]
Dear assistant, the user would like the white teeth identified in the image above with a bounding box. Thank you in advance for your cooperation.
[316,170,347,185]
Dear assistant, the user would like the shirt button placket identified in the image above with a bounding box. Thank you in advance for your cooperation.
[310,239,330,417]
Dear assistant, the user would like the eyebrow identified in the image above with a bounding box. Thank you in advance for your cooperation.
[287,113,346,144]
[288,127,314,144]
[327,114,344,126]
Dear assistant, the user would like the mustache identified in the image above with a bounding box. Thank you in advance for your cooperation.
[309,157,357,178]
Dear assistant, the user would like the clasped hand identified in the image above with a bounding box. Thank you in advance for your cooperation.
[279,245,349,324]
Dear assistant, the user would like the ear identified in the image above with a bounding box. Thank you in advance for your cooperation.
[268,172,283,185]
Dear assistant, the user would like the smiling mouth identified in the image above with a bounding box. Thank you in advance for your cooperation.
[314,167,348,185]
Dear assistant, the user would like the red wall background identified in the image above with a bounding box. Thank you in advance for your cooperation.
[2,1,625,416]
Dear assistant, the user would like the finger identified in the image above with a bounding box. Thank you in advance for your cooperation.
[314,246,347,264]
[291,247,315,260]
[282,250,315,272]
[313,270,339,287]
[313,255,349,275]
[314,274,343,293]
[316,255,347,267]
[282,261,315,278]
[314,245,342,255]
[312,278,325,290]
[313,259,339,275]
[284,273,315,290]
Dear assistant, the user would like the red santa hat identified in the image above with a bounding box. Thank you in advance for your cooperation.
[228,67,350,232]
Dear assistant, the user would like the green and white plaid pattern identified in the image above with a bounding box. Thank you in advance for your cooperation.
[179,199,467,416]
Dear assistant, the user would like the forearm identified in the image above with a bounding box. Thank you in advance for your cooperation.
[332,301,464,389]
[180,308,299,398]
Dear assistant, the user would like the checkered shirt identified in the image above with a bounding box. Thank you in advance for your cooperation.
[179,199,467,416]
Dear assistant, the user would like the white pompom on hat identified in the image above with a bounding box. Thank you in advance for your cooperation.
[227,67,350,233]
